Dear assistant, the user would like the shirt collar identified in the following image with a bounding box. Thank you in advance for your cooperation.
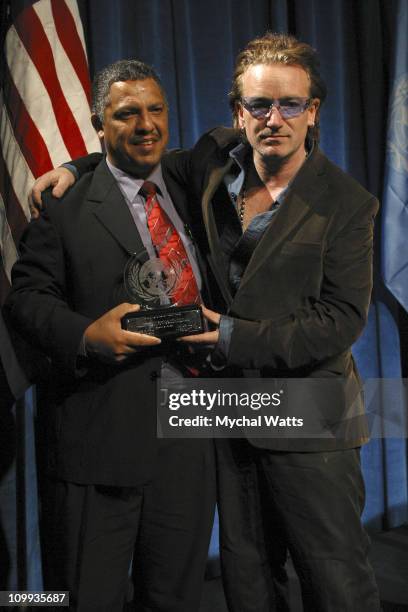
[106,157,166,203]
[228,142,248,172]
[229,140,314,166]
[227,140,314,205]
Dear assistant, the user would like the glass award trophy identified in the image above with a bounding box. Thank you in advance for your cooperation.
[121,253,203,339]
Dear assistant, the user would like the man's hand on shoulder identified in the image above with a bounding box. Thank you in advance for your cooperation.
[84,303,161,364]
[29,166,76,217]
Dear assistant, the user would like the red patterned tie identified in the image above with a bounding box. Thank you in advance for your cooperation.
[141,181,200,306]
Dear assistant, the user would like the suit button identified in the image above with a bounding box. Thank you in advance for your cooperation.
[150,371,158,381]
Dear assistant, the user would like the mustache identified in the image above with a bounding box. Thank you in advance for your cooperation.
[129,134,160,144]
[259,128,283,138]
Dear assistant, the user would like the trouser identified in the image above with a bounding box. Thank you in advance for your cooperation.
[46,438,216,612]
[216,439,381,612]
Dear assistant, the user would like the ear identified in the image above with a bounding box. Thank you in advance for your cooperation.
[236,101,245,129]
[91,114,104,140]
[307,99,320,127]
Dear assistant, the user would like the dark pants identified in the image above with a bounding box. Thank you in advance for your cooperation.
[216,439,381,612]
[47,439,215,612]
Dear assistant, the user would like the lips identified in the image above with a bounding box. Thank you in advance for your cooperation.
[260,133,287,140]
[135,141,156,146]
[131,138,159,147]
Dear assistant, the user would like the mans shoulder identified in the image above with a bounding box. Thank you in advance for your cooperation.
[193,126,241,158]
[162,127,241,187]
[41,157,111,218]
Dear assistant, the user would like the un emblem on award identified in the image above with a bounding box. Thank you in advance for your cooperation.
[121,254,203,339]
[124,255,182,305]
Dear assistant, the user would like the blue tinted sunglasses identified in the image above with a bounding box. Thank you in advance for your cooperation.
[241,97,312,120]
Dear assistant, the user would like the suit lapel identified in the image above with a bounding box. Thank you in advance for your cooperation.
[201,149,329,305]
[202,157,235,306]
[235,148,329,292]
[86,159,146,257]
[162,161,192,225]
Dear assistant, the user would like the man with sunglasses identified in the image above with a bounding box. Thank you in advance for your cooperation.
[30,33,380,611]
[178,33,380,612]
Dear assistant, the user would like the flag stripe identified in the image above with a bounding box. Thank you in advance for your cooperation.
[0,147,29,248]
[51,0,91,106]
[32,1,100,153]
[0,0,100,315]
[0,191,19,284]
[1,71,54,179]
[14,4,88,159]
[4,28,72,167]
[0,87,37,219]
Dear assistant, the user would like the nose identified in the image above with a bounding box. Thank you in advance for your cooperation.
[265,105,284,127]
[135,110,154,132]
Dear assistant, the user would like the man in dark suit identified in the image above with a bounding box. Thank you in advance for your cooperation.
[179,34,381,611]
[5,59,215,611]
[30,34,381,611]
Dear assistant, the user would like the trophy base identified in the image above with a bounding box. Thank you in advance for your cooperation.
[121,304,203,339]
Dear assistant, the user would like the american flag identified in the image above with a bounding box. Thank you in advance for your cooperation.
[0,0,100,590]
[0,0,100,305]
[0,0,100,395]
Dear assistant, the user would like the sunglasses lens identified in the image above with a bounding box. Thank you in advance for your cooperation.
[280,106,303,118]
[252,108,269,119]
[243,99,310,119]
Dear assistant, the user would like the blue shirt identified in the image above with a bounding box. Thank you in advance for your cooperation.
[215,143,288,363]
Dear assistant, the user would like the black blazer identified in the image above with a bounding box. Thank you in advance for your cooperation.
[181,127,379,451]
[4,158,207,486]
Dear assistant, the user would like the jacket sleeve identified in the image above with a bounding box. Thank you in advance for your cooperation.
[64,152,103,178]
[226,196,379,370]
[164,129,240,195]
[4,208,92,377]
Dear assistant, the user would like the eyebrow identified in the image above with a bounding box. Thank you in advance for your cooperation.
[114,101,165,112]
[245,96,306,102]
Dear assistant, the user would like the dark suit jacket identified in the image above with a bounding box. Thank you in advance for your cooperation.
[4,157,207,486]
[179,127,379,451]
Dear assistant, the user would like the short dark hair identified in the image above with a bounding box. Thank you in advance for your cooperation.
[91,59,167,123]
[229,32,327,143]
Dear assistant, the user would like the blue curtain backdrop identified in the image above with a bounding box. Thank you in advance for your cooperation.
[2,0,408,591]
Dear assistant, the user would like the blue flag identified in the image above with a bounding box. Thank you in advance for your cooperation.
[381,0,408,310]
